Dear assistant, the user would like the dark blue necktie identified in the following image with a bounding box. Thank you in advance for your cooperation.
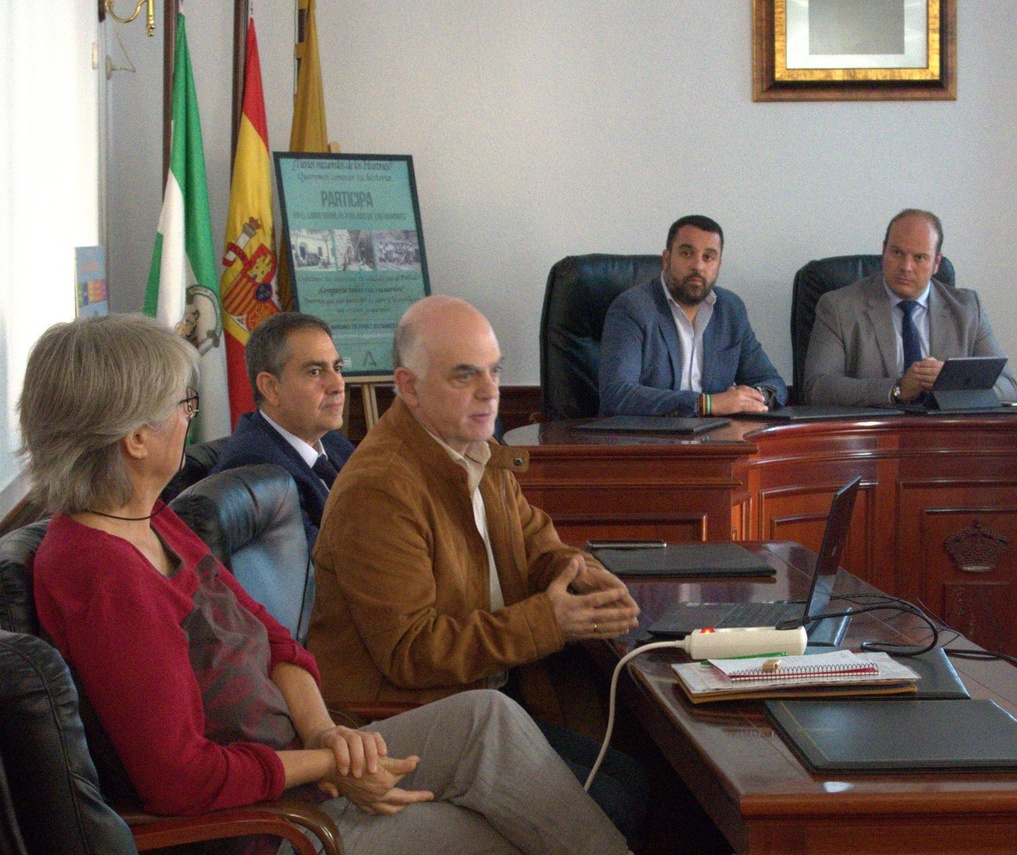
[898,301,922,372]
[312,454,339,488]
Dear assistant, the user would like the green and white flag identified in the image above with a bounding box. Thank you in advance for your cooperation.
[145,12,230,441]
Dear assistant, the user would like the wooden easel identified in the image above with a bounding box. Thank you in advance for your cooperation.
[346,376,395,430]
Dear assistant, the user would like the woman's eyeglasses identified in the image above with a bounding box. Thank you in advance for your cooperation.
[178,387,200,421]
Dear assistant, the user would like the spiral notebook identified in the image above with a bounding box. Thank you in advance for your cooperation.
[672,650,920,704]
[712,650,878,681]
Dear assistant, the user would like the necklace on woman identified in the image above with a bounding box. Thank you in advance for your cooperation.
[84,503,169,523]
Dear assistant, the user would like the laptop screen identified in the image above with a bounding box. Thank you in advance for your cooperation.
[800,476,861,621]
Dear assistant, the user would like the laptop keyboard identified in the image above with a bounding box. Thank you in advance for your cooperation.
[718,601,801,625]
[666,600,803,628]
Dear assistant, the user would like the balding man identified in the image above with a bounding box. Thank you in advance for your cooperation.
[803,209,1017,407]
[309,295,646,849]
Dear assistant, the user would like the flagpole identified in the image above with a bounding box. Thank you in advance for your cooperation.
[231,0,250,164]
[161,1,180,182]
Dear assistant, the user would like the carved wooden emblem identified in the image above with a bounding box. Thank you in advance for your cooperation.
[944,521,1010,574]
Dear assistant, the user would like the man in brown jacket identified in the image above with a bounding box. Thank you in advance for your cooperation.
[309,295,646,848]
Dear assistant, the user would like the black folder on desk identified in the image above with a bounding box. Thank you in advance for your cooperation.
[765,698,1017,773]
[575,416,730,435]
[750,405,900,421]
[591,543,774,578]
[892,648,969,700]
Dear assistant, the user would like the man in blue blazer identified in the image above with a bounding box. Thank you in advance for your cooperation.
[211,312,354,549]
[599,215,787,417]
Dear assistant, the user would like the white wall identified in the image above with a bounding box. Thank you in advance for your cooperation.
[0,1,101,517]
[107,1,1017,388]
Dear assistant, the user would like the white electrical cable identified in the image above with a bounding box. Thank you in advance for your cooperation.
[583,626,808,791]
[584,641,679,791]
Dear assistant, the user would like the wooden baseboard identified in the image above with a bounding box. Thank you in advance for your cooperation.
[497,385,543,433]
[343,385,541,443]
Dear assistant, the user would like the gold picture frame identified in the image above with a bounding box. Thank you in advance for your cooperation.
[753,0,956,101]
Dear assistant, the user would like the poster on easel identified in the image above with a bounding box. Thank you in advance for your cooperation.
[274,152,430,377]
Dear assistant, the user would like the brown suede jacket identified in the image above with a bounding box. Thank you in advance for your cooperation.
[308,398,589,720]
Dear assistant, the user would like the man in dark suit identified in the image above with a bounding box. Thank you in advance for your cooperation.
[598,214,787,417]
[803,209,1017,407]
[211,312,354,548]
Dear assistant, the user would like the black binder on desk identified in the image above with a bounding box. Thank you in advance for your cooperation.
[575,416,731,435]
[591,542,775,578]
[892,648,969,700]
[765,698,1017,773]
[750,405,900,421]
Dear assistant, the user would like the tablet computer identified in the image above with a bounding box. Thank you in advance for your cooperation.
[931,356,1006,392]
[903,356,1007,411]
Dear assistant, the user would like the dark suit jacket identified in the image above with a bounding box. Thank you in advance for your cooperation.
[598,278,788,416]
[802,273,1017,406]
[210,410,355,548]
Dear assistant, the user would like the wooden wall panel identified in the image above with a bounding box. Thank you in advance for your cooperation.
[505,414,1017,655]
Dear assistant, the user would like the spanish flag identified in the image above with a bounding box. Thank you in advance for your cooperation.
[220,17,279,425]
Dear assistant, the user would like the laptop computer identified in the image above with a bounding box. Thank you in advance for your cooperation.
[575,415,731,435]
[901,355,1007,412]
[647,476,860,638]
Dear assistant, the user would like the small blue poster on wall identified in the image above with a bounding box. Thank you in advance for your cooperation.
[75,246,108,318]
[274,153,430,377]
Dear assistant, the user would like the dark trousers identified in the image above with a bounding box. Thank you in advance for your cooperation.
[533,717,649,853]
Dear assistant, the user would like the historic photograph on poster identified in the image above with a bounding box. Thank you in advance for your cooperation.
[275,153,430,376]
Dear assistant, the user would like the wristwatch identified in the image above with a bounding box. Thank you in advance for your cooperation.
[890,381,904,405]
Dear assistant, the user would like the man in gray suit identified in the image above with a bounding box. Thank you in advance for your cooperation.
[803,209,1017,407]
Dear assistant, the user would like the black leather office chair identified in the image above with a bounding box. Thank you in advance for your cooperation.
[170,463,314,646]
[790,253,955,399]
[539,253,662,419]
[0,521,340,855]
[0,630,138,855]
[160,435,230,503]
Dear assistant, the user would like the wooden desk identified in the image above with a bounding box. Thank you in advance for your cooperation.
[595,542,1017,855]
[504,414,1017,655]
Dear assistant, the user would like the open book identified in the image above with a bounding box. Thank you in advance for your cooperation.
[672,649,921,704]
